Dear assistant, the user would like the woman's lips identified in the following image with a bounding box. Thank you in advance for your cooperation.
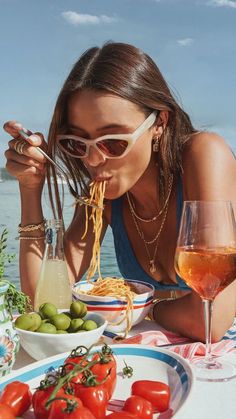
[93,176,112,182]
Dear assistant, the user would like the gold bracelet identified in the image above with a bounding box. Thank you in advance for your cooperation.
[149,298,175,321]
[17,235,46,240]
[18,219,46,233]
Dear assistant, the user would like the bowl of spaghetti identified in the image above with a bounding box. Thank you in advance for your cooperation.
[72,278,154,337]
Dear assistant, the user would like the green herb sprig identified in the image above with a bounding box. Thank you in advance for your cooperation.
[0,228,32,317]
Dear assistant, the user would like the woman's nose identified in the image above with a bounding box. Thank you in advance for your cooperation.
[85,145,106,167]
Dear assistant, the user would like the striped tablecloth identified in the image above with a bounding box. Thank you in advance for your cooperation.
[104,318,236,362]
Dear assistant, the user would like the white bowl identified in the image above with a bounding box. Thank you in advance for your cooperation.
[72,279,154,335]
[15,312,107,361]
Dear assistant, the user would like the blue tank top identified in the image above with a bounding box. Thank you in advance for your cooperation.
[110,178,190,291]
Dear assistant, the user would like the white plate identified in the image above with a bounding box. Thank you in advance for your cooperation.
[0,345,194,418]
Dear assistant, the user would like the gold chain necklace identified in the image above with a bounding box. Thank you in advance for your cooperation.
[126,175,173,223]
[127,176,173,274]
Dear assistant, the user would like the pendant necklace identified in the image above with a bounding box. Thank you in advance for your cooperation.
[127,175,173,274]
[126,175,173,224]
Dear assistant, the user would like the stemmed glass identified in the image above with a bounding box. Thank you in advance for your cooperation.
[175,201,236,382]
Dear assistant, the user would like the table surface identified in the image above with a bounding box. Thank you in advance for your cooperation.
[12,320,236,419]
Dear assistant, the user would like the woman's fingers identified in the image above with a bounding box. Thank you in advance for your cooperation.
[4,119,48,164]
[3,120,26,138]
[6,158,46,178]
[8,137,46,163]
[4,120,48,187]
[5,148,45,171]
[3,120,46,148]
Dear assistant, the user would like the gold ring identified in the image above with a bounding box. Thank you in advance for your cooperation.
[13,139,26,155]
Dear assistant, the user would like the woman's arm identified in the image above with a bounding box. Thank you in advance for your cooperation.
[4,121,108,304]
[155,131,236,341]
[4,122,47,303]
[154,281,236,342]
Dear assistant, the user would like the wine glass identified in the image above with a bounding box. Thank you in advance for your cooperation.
[175,200,236,382]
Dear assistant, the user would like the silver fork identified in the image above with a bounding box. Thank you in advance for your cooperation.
[18,129,102,210]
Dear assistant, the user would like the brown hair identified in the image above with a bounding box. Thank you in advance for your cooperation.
[46,42,196,217]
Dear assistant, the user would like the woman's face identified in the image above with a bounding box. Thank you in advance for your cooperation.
[67,90,156,199]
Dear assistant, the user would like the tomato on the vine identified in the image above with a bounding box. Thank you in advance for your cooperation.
[48,394,95,418]
[74,383,109,419]
[90,350,117,399]
[106,412,138,418]
[32,385,66,419]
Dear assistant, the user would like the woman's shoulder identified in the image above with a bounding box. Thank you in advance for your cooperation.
[181,130,236,199]
[182,130,234,166]
[185,130,231,152]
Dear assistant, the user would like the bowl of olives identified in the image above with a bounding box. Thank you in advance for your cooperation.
[14,301,108,360]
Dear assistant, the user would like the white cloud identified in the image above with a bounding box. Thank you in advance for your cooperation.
[61,11,117,25]
[207,0,236,8]
[177,38,194,46]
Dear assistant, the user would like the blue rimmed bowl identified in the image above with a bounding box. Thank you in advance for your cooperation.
[72,279,154,334]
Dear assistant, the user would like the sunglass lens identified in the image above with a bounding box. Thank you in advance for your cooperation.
[59,138,87,157]
[97,139,129,157]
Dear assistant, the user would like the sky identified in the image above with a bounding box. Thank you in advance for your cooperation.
[1,0,236,166]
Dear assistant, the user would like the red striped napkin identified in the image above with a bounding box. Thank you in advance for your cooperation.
[120,329,236,362]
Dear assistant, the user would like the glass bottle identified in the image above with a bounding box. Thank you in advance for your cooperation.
[34,219,72,310]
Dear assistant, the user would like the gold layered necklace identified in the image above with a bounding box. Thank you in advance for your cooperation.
[126,175,173,225]
[127,175,173,274]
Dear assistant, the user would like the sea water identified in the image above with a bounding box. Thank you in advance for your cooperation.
[0,180,121,289]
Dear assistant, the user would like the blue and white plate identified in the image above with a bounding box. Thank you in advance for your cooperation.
[0,344,194,418]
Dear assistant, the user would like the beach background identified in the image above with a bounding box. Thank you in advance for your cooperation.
[0,180,121,289]
[0,0,236,288]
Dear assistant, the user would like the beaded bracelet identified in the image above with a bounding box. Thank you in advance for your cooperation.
[18,235,46,240]
[18,219,46,233]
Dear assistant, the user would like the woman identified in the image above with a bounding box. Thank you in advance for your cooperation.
[4,42,236,341]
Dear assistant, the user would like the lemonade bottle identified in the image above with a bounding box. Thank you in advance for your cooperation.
[34,219,72,310]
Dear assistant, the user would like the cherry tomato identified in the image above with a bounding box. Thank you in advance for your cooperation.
[0,380,32,416]
[131,380,170,413]
[64,352,87,370]
[63,351,88,385]
[49,404,95,418]
[48,395,95,418]
[32,385,66,419]
[90,351,117,399]
[106,412,138,418]
[75,383,109,419]
[0,403,15,419]
[124,395,153,418]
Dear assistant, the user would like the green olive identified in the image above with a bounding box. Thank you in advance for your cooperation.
[36,323,57,334]
[62,311,72,319]
[15,314,36,331]
[56,330,68,334]
[50,313,71,330]
[69,318,84,332]
[82,320,98,331]
[70,301,87,318]
[28,313,42,331]
[39,303,58,319]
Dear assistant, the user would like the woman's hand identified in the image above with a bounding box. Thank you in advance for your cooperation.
[3,120,47,189]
